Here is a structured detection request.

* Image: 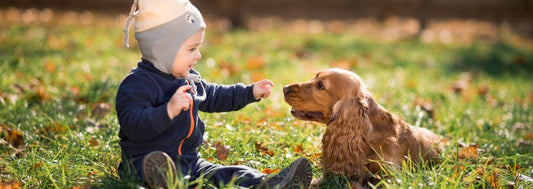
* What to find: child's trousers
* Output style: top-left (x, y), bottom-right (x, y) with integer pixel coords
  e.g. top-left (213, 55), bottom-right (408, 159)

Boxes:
top-left (119, 152), bottom-right (266, 188)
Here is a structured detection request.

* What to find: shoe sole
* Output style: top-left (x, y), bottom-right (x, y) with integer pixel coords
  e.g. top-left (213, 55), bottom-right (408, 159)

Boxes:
top-left (142, 151), bottom-right (177, 189)
top-left (279, 157), bottom-right (313, 189)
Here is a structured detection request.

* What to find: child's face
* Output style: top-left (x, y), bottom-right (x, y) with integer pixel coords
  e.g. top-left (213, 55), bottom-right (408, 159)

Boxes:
top-left (171, 29), bottom-right (205, 78)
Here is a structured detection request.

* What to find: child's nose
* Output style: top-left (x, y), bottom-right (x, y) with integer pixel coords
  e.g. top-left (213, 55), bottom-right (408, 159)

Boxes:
top-left (194, 51), bottom-right (201, 60)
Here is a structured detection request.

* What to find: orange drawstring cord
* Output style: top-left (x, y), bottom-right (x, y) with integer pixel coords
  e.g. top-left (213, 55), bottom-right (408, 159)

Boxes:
top-left (178, 82), bottom-right (194, 156)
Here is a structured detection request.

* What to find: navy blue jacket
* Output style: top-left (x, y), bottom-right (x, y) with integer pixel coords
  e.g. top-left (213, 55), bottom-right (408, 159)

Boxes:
top-left (116, 60), bottom-right (259, 164)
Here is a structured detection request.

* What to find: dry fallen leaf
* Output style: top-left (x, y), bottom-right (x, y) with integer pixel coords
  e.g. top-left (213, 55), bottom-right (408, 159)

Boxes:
top-left (87, 170), bottom-right (98, 178)
top-left (13, 83), bottom-right (26, 93)
top-left (488, 169), bottom-right (500, 188)
top-left (91, 102), bottom-right (111, 120)
top-left (453, 164), bottom-right (465, 176)
top-left (458, 143), bottom-right (479, 159)
top-left (0, 179), bottom-right (21, 189)
top-left (262, 167), bottom-right (280, 174)
top-left (524, 133), bottom-right (533, 141)
top-left (263, 107), bottom-right (283, 117)
top-left (477, 82), bottom-right (489, 97)
top-left (414, 98), bottom-right (436, 120)
top-left (452, 80), bottom-right (468, 94)
top-left (0, 125), bottom-right (25, 158)
top-left (47, 35), bottom-right (63, 49)
top-left (25, 86), bottom-right (49, 103)
top-left (28, 161), bottom-right (43, 171)
top-left (88, 137), bottom-right (99, 147)
top-left (214, 141), bottom-right (230, 161)
top-left (406, 79), bottom-right (417, 89)
top-left (231, 159), bottom-right (244, 165)
top-left (295, 49), bottom-right (311, 59)
top-left (5, 128), bottom-right (24, 149)
top-left (38, 123), bottom-right (68, 136)
top-left (255, 142), bottom-right (274, 156)
top-left (250, 72), bottom-right (266, 83)
top-left (70, 182), bottom-right (91, 189)
top-left (84, 73), bottom-right (93, 82)
top-left (292, 144), bottom-right (304, 155)
top-left (68, 86), bottom-right (80, 96)
top-left (246, 56), bottom-right (265, 70)
top-left (501, 163), bottom-right (521, 171)
top-left (235, 115), bottom-right (251, 126)
top-left (44, 61), bottom-right (56, 73)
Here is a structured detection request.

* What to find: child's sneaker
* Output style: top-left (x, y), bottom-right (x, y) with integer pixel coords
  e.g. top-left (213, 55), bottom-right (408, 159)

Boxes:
top-left (259, 157), bottom-right (313, 189)
top-left (142, 151), bottom-right (177, 189)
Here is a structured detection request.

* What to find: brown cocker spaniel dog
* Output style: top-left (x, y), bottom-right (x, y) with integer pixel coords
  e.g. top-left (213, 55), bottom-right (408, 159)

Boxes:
top-left (283, 68), bottom-right (442, 183)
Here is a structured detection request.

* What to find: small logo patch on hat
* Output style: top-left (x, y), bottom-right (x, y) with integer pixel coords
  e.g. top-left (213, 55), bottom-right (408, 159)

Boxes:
top-left (186, 14), bottom-right (195, 24)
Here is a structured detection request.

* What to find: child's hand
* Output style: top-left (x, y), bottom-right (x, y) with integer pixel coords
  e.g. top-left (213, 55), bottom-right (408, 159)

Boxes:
top-left (253, 79), bottom-right (274, 100)
top-left (167, 85), bottom-right (193, 119)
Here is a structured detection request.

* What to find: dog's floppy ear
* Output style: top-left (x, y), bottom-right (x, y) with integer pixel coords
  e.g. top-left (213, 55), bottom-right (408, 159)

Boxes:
top-left (331, 97), bottom-right (369, 127)
top-left (325, 97), bottom-right (372, 180)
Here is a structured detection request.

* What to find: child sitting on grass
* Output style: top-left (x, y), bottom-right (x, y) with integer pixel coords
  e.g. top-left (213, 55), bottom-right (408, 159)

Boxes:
top-left (116, 0), bottom-right (312, 188)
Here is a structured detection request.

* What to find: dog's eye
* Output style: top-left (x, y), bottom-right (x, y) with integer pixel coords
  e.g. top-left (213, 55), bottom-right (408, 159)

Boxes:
top-left (317, 81), bottom-right (325, 90)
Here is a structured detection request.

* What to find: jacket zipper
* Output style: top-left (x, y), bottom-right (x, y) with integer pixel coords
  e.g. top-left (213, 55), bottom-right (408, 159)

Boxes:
top-left (178, 82), bottom-right (195, 156)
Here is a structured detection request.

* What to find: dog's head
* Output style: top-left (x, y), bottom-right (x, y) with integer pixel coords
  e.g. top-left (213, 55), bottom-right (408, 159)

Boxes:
top-left (283, 68), bottom-right (368, 124)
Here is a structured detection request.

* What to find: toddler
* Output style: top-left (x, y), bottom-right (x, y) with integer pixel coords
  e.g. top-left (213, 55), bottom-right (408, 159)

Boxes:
top-left (116, 0), bottom-right (312, 188)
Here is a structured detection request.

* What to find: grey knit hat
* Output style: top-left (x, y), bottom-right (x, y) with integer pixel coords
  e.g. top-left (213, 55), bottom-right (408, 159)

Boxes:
top-left (124, 0), bottom-right (206, 74)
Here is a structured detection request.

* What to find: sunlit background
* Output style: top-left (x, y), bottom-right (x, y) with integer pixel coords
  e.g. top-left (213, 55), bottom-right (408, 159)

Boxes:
top-left (1, 0), bottom-right (532, 188)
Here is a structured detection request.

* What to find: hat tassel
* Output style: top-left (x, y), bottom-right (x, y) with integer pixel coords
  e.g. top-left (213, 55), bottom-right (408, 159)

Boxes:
top-left (123, 0), bottom-right (139, 48)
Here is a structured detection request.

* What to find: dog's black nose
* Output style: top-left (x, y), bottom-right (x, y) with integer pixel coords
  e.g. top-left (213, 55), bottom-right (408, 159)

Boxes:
top-left (283, 86), bottom-right (290, 96)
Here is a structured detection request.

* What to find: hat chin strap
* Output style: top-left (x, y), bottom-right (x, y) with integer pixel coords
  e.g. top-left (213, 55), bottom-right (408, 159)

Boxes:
top-left (123, 0), bottom-right (139, 48)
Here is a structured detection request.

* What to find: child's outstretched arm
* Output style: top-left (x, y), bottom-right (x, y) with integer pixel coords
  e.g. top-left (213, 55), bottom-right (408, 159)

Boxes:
top-left (195, 75), bottom-right (274, 112)
top-left (253, 79), bottom-right (274, 100)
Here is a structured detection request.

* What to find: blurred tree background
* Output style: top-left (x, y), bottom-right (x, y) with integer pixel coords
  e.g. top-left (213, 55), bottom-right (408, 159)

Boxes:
top-left (2, 0), bottom-right (533, 37)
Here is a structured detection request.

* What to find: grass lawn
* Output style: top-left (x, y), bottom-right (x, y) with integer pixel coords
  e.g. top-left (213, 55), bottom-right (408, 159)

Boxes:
top-left (1, 9), bottom-right (532, 188)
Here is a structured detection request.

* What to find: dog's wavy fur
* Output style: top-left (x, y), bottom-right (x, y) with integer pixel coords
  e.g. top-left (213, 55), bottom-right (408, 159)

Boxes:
top-left (283, 68), bottom-right (442, 183)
